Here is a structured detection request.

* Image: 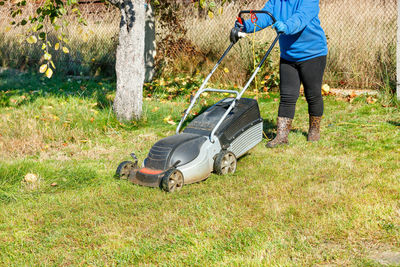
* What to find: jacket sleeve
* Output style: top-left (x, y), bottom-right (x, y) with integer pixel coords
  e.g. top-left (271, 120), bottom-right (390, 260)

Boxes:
top-left (244, 0), bottom-right (275, 33)
top-left (284, 0), bottom-right (320, 35)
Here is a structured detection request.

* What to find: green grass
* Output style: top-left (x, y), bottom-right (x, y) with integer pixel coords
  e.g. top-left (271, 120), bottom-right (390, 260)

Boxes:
top-left (0, 73), bottom-right (399, 266)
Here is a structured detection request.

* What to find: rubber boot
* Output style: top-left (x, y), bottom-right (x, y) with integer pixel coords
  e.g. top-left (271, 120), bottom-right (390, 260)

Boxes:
top-left (266, 117), bottom-right (293, 148)
top-left (308, 115), bottom-right (322, 142)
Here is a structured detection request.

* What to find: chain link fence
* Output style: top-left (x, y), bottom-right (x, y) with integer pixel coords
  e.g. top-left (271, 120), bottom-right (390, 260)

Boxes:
top-left (0, 0), bottom-right (397, 89)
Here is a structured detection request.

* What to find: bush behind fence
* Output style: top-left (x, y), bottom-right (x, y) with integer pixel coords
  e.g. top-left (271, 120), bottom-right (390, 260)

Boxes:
top-left (0, 0), bottom-right (396, 91)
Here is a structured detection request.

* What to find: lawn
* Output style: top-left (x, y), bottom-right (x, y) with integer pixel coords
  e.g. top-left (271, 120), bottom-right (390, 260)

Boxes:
top-left (0, 71), bottom-right (399, 266)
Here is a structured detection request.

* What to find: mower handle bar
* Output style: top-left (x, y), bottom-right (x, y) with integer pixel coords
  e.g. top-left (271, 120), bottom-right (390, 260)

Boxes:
top-left (176, 11), bottom-right (281, 142)
top-left (238, 10), bottom-right (277, 24)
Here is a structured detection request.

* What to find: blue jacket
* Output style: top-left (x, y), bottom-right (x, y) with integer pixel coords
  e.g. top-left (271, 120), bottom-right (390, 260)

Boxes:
top-left (243, 0), bottom-right (328, 62)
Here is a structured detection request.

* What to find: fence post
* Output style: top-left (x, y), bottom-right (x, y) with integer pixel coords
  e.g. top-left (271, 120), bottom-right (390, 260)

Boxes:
top-left (397, 0), bottom-right (400, 100)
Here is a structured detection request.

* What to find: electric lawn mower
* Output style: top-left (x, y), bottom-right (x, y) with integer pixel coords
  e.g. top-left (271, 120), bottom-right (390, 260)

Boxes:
top-left (116, 10), bottom-right (281, 192)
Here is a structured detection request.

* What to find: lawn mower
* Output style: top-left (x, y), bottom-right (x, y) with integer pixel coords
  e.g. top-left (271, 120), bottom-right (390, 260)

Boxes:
top-left (116, 11), bottom-right (281, 192)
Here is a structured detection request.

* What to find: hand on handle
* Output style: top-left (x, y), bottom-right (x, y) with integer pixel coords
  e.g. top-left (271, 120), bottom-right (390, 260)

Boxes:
top-left (234, 17), bottom-right (246, 32)
top-left (272, 21), bottom-right (288, 34)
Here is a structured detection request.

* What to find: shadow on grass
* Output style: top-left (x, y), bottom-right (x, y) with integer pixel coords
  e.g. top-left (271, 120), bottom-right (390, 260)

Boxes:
top-left (0, 70), bottom-right (113, 109)
top-left (388, 121), bottom-right (400, 127)
top-left (0, 161), bottom-right (99, 204)
top-left (263, 118), bottom-right (276, 139)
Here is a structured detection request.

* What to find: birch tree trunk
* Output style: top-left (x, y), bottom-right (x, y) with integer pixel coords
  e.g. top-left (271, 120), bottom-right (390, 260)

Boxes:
top-left (109, 0), bottom-right (146, 121)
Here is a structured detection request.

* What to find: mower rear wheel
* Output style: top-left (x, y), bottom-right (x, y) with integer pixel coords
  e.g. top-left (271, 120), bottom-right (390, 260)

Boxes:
top-left (116, 161), bottom-right (135, 180)
top-left (161, 169), bottom-right (184, 192)
top-left (214, 151), bottom-right (237, 175)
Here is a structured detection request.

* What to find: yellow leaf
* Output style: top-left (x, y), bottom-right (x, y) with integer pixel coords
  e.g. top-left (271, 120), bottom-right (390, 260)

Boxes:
top-left (62, 47), bottom-right (69, 54)
top-left (208, 11), bottom-right (214, 19)
top-left (218, 7), bottom-right (223, 15)
top-left (45, 68), bottom-right (53, 79)
top-left (163, 115), bottom-right (171, 122)
top-left (50, 60), bottom-right (56, 69)
top-left (224, 68), bottom-right (229, 73)
top-left (39, 64), bottom-right (47, 73)
top-left (44, 52), bottom-right (52, 60)
top-left (321, 84), bottom-right (330, 94)
top-left (54, 43), bottom-right (60, 51)
top-left (163, 115), bottom-right (176, 125)
top-left (5, 26), bottom-right (11, 33)
top-left (26, 35), bottom-right (37, 44)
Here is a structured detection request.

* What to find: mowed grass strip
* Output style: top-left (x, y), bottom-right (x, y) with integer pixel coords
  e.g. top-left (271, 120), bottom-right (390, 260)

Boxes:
top-left (0, 74), bottom-right (399, 266)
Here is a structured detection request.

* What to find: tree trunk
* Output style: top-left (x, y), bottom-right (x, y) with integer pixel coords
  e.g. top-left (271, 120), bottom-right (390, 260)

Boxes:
top-left (111, 0), bottom-right (146, 121)
top-left (144, 3), bottom-right (156, 83)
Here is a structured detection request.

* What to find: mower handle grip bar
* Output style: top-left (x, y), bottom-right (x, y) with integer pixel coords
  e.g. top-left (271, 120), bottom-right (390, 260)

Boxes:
top-left (176, 11), bottom-right (281, 142)
top-left (238, 10), bottom-right (277, 24)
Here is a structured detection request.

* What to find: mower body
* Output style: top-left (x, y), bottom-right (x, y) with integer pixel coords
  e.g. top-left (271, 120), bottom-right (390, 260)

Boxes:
top-left (129, 98), bottom-right (263, 188)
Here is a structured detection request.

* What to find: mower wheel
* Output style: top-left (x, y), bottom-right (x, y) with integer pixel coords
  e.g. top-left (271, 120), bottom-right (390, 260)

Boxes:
top-left (161, 169), bottom-right (184, 192)
top-left (116, 161), bottom-right (135, 180)
top-left (214, 151), bottom-right (237, 175)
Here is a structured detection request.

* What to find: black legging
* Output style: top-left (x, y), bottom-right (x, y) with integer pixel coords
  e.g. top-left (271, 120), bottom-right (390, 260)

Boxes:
top-left (278, 56), bottom-right (327, 119)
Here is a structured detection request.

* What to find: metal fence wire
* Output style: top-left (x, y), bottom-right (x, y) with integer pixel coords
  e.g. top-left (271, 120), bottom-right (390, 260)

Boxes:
top-left (0, 0), bottom-right (397, 89)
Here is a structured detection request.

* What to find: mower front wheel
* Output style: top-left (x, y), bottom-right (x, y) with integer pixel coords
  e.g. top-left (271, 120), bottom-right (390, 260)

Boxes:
top-left (214, 151), bottom-right (237, 175)
top-left (161, 169), bottom-right (184, 193)
top-left (116, 161), bottom-right (136, 180)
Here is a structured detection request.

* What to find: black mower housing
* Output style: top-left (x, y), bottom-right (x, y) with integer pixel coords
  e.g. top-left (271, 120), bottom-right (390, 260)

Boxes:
top-left (143, 98), bottom-right (262, 170)
top-left (184, 98), bottom-right (262, 149)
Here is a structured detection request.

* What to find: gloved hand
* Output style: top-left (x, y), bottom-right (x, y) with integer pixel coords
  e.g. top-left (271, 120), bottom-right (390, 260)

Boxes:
top-left (272, 21), bottom-right (288, 34)
top-left (234, 19), bottom-right (246, 32)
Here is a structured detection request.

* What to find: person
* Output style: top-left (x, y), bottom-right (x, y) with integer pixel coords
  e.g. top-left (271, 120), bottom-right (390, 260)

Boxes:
top-left (235, 0), bottom-right (328, 147)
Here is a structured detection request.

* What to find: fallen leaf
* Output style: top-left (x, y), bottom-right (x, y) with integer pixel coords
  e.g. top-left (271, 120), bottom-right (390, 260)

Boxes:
top-left (24, 173), bottom-right (38, 183)
top-left (163, 115), bottom-right (176, 125)
top-left (366, 96), bottom-right (377, 104)
top-left (51, 182), bottom-right (58, 187)
top-left (322, 84), bottom-right (330, 95)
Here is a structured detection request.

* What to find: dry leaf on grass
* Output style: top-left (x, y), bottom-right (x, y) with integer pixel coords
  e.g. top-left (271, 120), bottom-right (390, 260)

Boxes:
top-left (163, 115), bottom-right (176, 125)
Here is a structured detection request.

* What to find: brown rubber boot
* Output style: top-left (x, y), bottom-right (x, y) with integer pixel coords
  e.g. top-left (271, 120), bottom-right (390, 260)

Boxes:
top-left (308, 115), bottom-right (322, 142)
top-left (266, 117), bottom-right (293, 148)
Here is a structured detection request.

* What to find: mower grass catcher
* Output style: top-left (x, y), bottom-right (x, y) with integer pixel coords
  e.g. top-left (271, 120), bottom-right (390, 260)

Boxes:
top-left (116, 10), bottom-right (281, 192)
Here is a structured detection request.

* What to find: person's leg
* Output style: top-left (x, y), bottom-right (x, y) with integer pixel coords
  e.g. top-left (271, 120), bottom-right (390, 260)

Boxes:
top-left (278, 58), bottom-right (301, 119)
top-left (298, 56), bottom-right (327, 141)
top-left (267, 58), bottom-right (301, 148)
